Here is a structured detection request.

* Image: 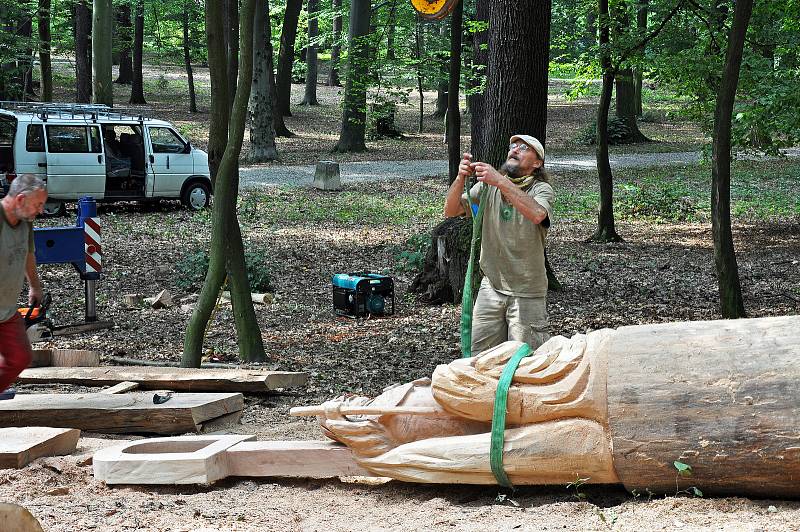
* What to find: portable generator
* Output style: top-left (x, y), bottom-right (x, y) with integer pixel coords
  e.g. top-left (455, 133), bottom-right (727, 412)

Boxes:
top-left (332, 272), bottom-right (395, 318)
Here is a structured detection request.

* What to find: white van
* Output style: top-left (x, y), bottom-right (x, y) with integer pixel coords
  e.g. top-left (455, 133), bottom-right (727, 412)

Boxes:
top-left (0, 102), bottom-right (212, 215)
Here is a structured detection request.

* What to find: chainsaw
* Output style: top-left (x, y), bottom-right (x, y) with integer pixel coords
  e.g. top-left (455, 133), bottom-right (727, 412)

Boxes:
top-left (19, 293), bottom-right (113, 343)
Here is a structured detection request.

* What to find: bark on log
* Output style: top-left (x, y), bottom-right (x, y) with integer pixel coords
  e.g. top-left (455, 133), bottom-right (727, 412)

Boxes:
top-left (409, 217), bottom-right (472, 304)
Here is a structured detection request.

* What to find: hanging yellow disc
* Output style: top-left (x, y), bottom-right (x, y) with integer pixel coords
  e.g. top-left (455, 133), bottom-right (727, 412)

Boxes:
top-left (410, 0), bottom-right (459, 20)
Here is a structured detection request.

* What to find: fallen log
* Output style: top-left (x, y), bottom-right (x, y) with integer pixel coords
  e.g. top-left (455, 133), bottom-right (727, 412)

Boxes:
top-left (18, 366), bottom-right (307, 393)
top-left (0, 392), bottom-right (244, 435)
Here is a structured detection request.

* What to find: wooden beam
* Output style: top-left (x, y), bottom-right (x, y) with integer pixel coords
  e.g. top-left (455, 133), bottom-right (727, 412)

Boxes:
top-left (18, 366), bottom-right (307, 393)
top-left (93, 437), bottom-right (374, 485)
top-left (0, 427), bottom-right (80, 468)
top-left (0, 393), bottom-right (244, 435)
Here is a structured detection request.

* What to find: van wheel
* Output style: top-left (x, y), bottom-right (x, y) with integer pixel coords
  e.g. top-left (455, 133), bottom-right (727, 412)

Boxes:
top-left (181, 181), bottom-right (210, 211)
top-left (42, 200), bottom-right (66, 217)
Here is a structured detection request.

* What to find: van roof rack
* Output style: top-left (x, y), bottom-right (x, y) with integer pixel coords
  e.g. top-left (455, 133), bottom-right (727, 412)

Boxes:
top-left (0, 101), bottom-right (154, 122)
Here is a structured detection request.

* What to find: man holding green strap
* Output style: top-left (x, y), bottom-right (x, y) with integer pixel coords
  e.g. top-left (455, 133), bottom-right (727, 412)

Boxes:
top-left (444, 134), bottom-right (555, 355)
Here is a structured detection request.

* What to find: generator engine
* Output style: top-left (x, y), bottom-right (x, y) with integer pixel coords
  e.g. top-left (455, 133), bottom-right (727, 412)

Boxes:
top-left (332, 272), bottom-right (395, 318)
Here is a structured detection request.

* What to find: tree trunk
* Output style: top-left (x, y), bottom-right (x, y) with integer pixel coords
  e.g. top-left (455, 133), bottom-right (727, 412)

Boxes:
top-left (468, 0), bottom-right (488, 161)
top-left (205, 0), bottom-right (230, 183)
top-left (589, 0), bottom-right (623, 243)
top-left (114, 3), bottom-right (132, 84)
top-left (386, 0), bottom-right (397, 60)
top-left (249, 0), bottom-right (278, 161)
top-left (332, 0), bottom-right (371, 153)
top-left (301, 0), bottom-right (319, 105)
top-left (711, 0), bottom-right (751, 319)
top-left (92, 0), bottom-right (113, 106)
top-left (270, 29), bottom-right (294, 137)
top-left (224, 0), bottom-right (239, 112)
top-left (18, 13), bottom-right (35, 99)
top-left (415, 19), bottom-right (425, 133)
top-left (446, 0), bottom-right (462, 184)
top-left (409, 217), bottom-right (473, 304)
top-left (75, 0), bottom-right (92, 103)
top-left (276, 0), bottom-right (302, 116)
top-left (432, 22), bottom-right (448, 119)
top-left (183, 0), bottom-right (267, 367)
top-left (38, 0), bottom-right (52, 101)
top-left (327, 0), bottom-right (342, 86)
top-left (129, 0), bottom-right (146, 104)
top-left (481, 0), bottom-right (550, 168)
top-left (183, 0), bottom-right (197, 112)
top-left (633, 0), bottom-right (649, 116)
top-left (615, 67), bottom-right (648, 142)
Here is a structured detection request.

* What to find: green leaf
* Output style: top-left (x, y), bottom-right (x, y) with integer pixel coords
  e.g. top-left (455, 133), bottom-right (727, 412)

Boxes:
top-left (673, 461), bottom-right (693, 476)
top-left (691, 487), bottom-right (704, 497)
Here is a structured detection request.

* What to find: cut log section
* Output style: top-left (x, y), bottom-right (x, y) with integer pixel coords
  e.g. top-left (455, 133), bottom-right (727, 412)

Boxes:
top-left (0, 393), bottom-right (244, 435)
top-left (18, 366), bottom-right (307, 393)
top-left (94, 436), bottom-right (373, 484)
top-left (0, 427), bottom-right (81, 468)
top-left (26, 349), bottom-right (100, 368)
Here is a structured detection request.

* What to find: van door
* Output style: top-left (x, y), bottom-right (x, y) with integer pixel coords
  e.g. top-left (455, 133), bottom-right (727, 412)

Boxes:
top-left (45, 124), bottom-right (105, 199)
top-left (146, 126), bottom-right (193, 197)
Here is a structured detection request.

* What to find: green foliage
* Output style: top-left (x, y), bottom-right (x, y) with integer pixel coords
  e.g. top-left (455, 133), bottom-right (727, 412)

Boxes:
top-left (615, 178), bottom-right (697, 222)
top-left (566, 473), bottom-right (590, 500)
top-left (392, 233), bottom-right (431, 274)
top-left (577, 117), bottom-right (632, 145)
top-left (175, 248), bottom-right (275, 293)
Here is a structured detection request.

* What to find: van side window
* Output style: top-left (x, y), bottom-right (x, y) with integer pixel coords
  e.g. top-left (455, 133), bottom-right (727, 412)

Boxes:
top-left (46, 125), bottom-right (103, 153)
top-left (149, 127), bottom-right (186, 154)
top-left (26, 125), bottom-right (45, 152)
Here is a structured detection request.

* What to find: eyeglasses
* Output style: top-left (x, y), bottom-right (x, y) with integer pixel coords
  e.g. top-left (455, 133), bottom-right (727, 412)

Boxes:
top-left (509, 142), bottom-right (530, 152)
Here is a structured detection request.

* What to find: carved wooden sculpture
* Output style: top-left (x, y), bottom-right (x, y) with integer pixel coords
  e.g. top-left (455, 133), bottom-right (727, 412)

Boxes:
top-left (299, 316), bottom-right (800, 497)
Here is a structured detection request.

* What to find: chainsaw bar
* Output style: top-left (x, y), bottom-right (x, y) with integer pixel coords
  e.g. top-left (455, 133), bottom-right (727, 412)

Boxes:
top-left (52, 320), bottom-right (114, 336)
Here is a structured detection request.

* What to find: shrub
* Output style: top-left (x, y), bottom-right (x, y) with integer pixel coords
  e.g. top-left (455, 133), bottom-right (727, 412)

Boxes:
top-left (615, 179), bottom-right (697, 221)
top-left (577, 117), bottom-right (632, 145)
top-left (175, 248), bottom-right (275, 293)
top-left (393, 233), bottom-right (431, 274)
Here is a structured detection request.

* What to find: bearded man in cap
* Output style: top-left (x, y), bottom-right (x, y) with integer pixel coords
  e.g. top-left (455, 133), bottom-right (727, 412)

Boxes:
top-left (443, 135), bottom-right (555, 354)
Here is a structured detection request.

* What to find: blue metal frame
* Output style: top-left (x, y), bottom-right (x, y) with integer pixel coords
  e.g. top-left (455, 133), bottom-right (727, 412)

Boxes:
top-left (34, 196), bottom-right (100, 281)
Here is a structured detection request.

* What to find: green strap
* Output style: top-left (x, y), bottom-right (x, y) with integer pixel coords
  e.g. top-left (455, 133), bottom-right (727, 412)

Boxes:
top-left (460, 185), bottom-right (487, 358)
top-left (490, 343), bottom-right (532, 489)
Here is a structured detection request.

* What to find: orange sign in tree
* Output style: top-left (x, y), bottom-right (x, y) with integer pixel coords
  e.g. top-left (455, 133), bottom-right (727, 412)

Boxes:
top-left (410, 0), bottom-right (459, 20)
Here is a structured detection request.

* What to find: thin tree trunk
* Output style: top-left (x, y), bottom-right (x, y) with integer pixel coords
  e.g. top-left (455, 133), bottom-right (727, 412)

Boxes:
top-left (386, 0), bottom-right (397, 60)
top-left (183, 0), bottom-right (267, 366)
top-left (633, 0), bottom-right (649, 116)
top-left (301, 0), bottom-right (319, 105)
top-left (327, 0), bottom-right (341, 86)
top-left (249, 0), bottom-right (278, 161)
top-left (332, 0), bottom-right (371, 153)
top-left (415, 19), bottom-right (424, 133)
top-left (129, 0), bottom-right (146, 104)
top-left (183, 0), bottom-right (197, 112)
top-left (711, 0), bottom-right (752, 319)
top-left (19, 13), bottom-right (35, 99)
top-left (589, 0), bottom-right (623, 243)
top-left (276, 0), bottom-right (302, 116)
top-left (75, 0), bottom-right (92, 102)
top-left (205, 0), bottom-right (229, 183)
top-left (114, 3), bottom-right (133, 84)
top-left (224, 0), bottom-right (239, 112)
top-left (38, 0), bottom-right (52, 101)
top-left (468, 0), bottom-right (488, 160)
top-left (432, 21), bottom-right (448, 119)
top-left (446, 0), bottom-right (462, 184)
top-left (270, 31), bottom-right (294, 137)
top-left (92, 0), bottom-right (113, 105)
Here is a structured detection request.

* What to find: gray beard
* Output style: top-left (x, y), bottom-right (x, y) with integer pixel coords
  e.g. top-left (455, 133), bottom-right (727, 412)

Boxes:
top-left (500, 160), bottom-right (522, 179)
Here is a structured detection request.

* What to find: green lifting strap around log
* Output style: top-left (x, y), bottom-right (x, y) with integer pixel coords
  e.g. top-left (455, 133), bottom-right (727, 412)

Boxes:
top-left (460, 184), bottom-right (487, 358)
top-left (489, 342), bottom-right (532, 489)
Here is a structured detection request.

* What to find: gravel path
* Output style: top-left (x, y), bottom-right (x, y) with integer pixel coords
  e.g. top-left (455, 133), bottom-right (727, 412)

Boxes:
top-left (239, 148), bottom-right (799, 189)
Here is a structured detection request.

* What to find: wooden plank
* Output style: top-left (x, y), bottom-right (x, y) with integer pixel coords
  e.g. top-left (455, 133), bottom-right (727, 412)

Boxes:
top-left (50, 349), bottom-right (100, 367)
top-left (28, 350), bottom-right (51, 368)
top-left (0, 393), bottom-right (244, 435)
top-left (0, 427), bottom-right (81, 468)
top-left (226, 441), bottom-right (374, 478)
top-left (100, 381), bottom-right (139, 394)
top-left (18, 366), bottom-right (307, 393)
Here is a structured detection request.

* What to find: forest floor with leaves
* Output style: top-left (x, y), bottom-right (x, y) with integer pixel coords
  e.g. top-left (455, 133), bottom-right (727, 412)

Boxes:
top-left (4, 70), bottom-right (800, 531)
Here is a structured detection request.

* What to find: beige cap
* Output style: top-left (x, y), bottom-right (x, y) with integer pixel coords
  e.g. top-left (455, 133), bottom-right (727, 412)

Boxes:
top-left (510, 134), bottom-right (545, 161)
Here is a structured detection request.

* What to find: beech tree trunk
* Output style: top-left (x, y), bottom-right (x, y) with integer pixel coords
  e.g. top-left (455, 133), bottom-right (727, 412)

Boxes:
top-left (468, 0), bottom-right (488, 161)
top-left (114, 3), bottom-right (132, 84)
top-left (204, 0), bottom-right (229, 183)
top-left (183, 0), bottom-right (197, 112)
top-left (129, 0), bottom-right (146, 104)
top-left (615, 67), bottom-right (648, 142)
top-left (74, 0), bottom-right (92, 102)
top-left (446, 0), bottom-right (462, 184)
top-left (432, 22), bottom-right (448, 119)
top-left (633, 0), bottom-right (649, 116)
top-left (301, 0), bottom-right (319, 105)
top-left (249, 0), bottom-right (278, 161)
top-left (276, 0), bottom-right (302, 116)
top-left (711, 0), bottom-right (751, 319)
top-left (38, 0), bottom-right (52, 101)
top-left (183, 0), bottom-right (267, 367)
top-left (327, 0), bottom-right (342, 86)
top-left (589, 0), bottom-right (623, 243)
top-left (224, 0), bottom-right (238, 111)
top-left (92, 0), bottom-right (113, 106)
top-left (332, 0), bottom-right (371, 153)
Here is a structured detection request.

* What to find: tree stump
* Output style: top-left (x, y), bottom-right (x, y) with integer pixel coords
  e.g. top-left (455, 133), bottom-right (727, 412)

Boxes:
top-left (369, 102), bottom-right (403, 139)
top-left (312, 161), bottom-right (341, 191)
top-left (409, 217), bottom-right (474, 304)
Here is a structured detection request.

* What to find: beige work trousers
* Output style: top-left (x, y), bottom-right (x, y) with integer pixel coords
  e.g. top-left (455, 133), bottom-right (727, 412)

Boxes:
top-left (471, 277), bottom-right (550, 356)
